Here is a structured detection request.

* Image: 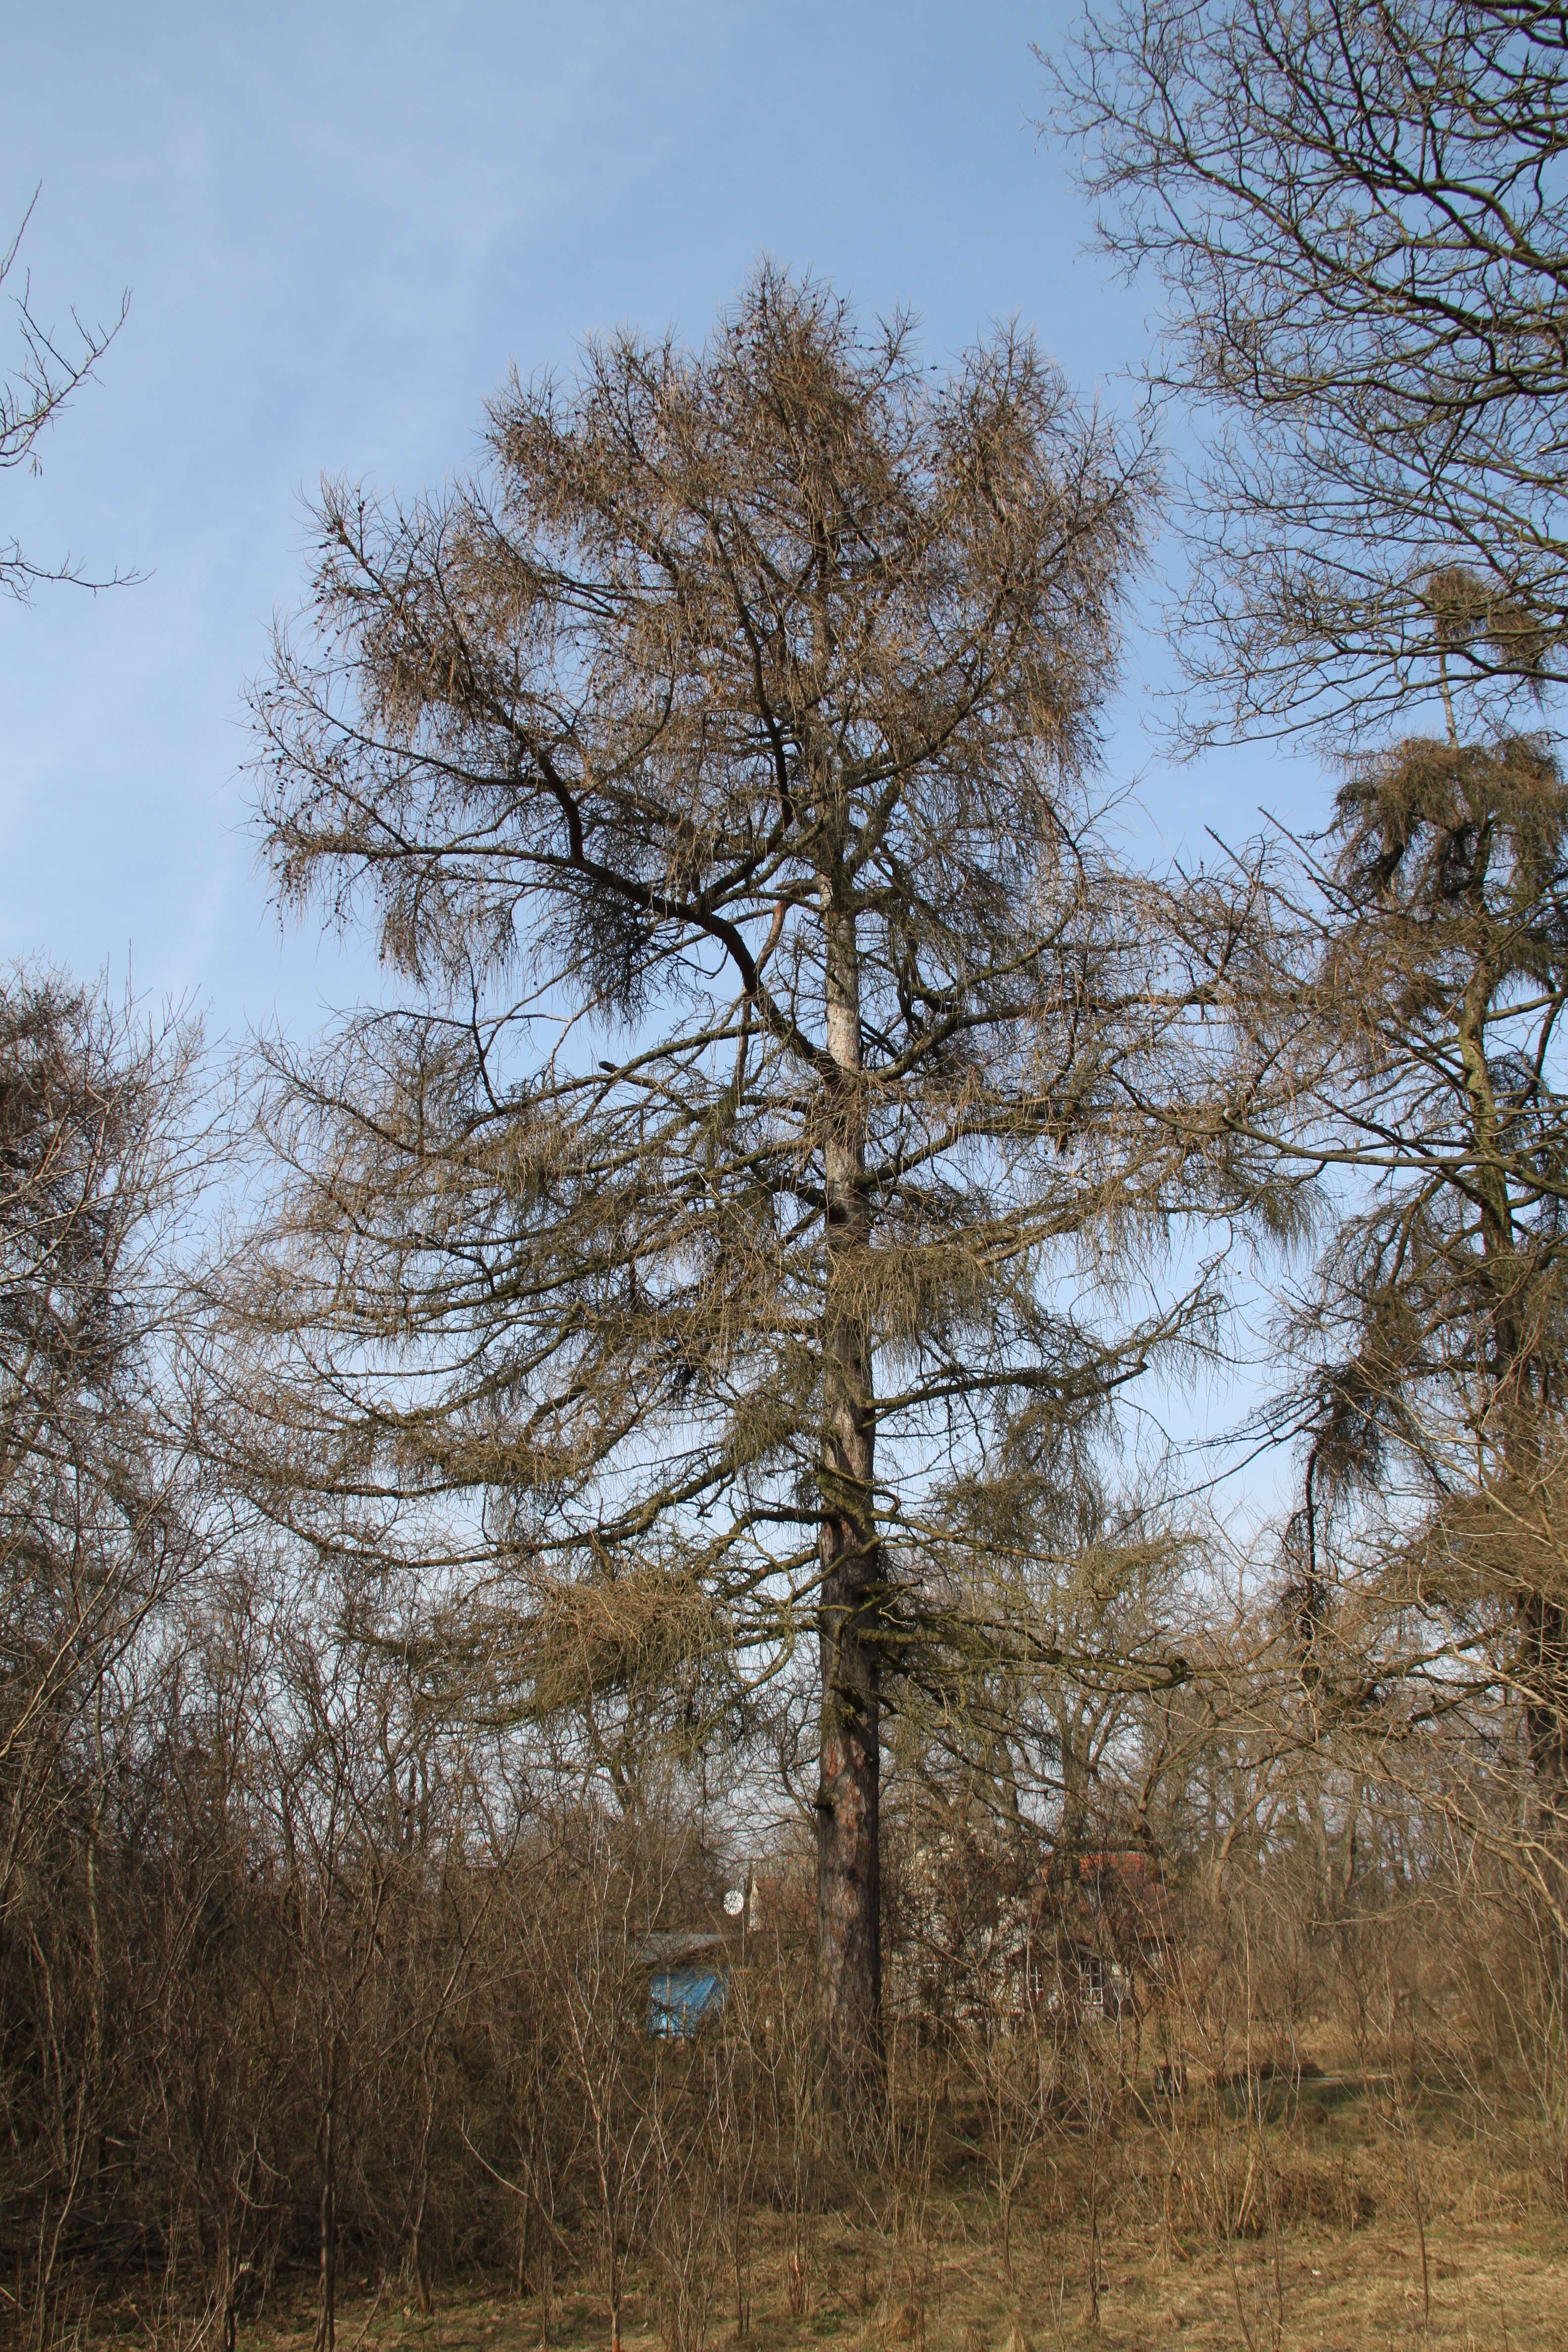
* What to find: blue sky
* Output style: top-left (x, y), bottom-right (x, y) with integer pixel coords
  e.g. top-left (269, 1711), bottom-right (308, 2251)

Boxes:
top-left (0, 0), bottom-right (1283, 1042)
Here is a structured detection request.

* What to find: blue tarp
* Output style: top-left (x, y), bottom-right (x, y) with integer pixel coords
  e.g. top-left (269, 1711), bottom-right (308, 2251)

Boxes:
top-left (649, 1967), bottom-right (728, 2038)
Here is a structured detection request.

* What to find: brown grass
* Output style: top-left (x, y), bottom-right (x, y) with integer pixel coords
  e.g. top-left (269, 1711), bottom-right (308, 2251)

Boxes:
top-left (79, 2078), bottom-right (1568, 2352)
top-left (92, 2213), bottom-right (1568, 2352)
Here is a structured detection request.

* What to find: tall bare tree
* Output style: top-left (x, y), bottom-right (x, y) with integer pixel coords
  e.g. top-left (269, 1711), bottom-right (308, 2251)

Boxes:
top-left (0, 972), bottom-right (202, 1890)
top-left (0, 971), bottom-right (210, 2334)
top-left (1052, 0), bottom-right (1568, 745)
top-left (1052, 0), bottom-right (1568, 1848)
top-left (1162, 731), bottom-right (1568, 1838)
top-left (242, 270), bottom-right (1188, 2104)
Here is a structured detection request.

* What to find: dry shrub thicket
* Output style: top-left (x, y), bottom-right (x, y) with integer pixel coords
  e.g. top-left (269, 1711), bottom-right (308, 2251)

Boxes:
top-left (4, 1122), bottom-right (1566, 2352)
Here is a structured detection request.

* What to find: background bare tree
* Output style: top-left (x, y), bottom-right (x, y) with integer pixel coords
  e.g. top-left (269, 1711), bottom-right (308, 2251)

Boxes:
top-left (1154, 727), bottom-right (1568, 1894)
top-left (1052, 0), bottom-right (1568, 744)
top-left (1049, 0), bottom-right (1568, 1884)
top-left (0, 970), bottom-right (207, 2341)
top-left (0, 971), bottom-right (204, 1905)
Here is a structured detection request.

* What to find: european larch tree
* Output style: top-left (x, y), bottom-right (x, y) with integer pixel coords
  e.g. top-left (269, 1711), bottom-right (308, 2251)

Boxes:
top-left (243, 272), bottom-right (1185, 2101)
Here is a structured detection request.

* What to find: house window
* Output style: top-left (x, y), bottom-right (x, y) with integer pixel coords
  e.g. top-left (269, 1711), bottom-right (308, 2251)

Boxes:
top-left (648, 1968), bottom-right (727, 2038)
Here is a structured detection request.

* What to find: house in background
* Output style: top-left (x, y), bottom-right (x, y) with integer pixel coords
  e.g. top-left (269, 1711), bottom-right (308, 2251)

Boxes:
top-left (895, 1833), bottom-right (1177, 2027)
top-left (1023, 1849), bottom-right (1175, 2019)
top-left (633, 1850), bottom-right (1176, 2036)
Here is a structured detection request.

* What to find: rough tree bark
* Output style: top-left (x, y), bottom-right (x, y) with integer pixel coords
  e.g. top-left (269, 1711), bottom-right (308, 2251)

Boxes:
top-left (815, 893), bottom-right (882, 2091)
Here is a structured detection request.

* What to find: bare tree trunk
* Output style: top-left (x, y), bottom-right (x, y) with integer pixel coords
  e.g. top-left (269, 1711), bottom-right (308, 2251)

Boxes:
top-left (315, 2075), bottom-right (337, 2352)
top-left (815, 898), bottom-right (882, 2103)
